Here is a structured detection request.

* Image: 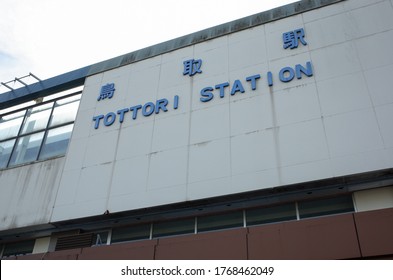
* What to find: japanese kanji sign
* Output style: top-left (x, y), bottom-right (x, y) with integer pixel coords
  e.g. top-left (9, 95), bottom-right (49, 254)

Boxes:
top-left (283, 28), bottom-right (307, 49)
top-left (183, 59), bottom-right (203, 76)
top-left (98, 83), bottom-right (115, 101)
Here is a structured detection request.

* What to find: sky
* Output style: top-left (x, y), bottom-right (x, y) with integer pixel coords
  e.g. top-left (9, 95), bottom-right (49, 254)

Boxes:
top-left (0, 0), bottom-right (297, 93)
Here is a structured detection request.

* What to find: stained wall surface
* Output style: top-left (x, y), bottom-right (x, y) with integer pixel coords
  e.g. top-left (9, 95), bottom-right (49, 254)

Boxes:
top-left (0, 158), bottom-right (65, 231)
top-left (51, 0), bottom-right (393, 222)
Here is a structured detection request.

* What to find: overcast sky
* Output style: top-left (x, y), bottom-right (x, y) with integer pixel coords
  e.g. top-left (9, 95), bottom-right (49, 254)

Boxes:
top-left (0, 0), bottom-right (296, 93)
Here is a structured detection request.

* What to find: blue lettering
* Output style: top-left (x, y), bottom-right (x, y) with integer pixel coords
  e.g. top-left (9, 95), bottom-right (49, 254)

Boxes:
top-left (155, 98), bottom-right (168, 114)
top-left (295, 61), bottom-right (313, 79)
top-left (267, 71), bottom-right (273, 87)
top-left (173, 95), bottom-right (179, 109)
top-left (230, 79), bottom-right (245, 95)
top-left (92, 115), bottom-right (104, 129)
top-left (117, 108), bottom-right (129, 123)
top-left (142, 102), bottom-right (155, 116)
top-left (104, 112), bottom-right (116, 126)
top-left (246, 74), bottom-right (261, 90)
top-left (279, 67), bottom-right (295, 82)
top-left (215, 82), bottom-right (229, 98)
top-left (130, 105), bottom-right (142, 119)
top-left (200, 87), bottom-right (214, 102)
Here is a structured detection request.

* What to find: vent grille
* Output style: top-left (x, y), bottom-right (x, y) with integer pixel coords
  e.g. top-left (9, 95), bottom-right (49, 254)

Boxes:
top-left (55, 233), bottom-right (94, 251)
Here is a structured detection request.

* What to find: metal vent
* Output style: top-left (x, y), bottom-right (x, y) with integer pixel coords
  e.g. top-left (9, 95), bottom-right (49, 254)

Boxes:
top-left (55, 233), bottom-right (94, 251)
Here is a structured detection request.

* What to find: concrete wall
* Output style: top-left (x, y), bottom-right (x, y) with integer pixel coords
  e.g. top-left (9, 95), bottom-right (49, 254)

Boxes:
top-left (0, 158), bottom-right (65, 231)
top-left (51, 0), bottom-right (393, 222)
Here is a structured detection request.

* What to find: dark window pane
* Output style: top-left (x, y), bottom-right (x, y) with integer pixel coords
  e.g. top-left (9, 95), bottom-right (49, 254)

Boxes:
top-left (39, 124), bottom-right (73, 160)
top-left (21, 103), bottom-right (53, 134)
top-left (152, 218), bottom-right (195, 238)
top-left (111, 224), bottom-right (151, 243)
top-left (198, 211), bottom-right (243, 233)
top-left (0, 110), bottom-right (25, 141)
top-left (298, 195), bottom-right (354, 219)
top-left (2, 240), bottom-right (35, 257)
top-left (246, 204), bottom-right (297, 226)
top-left (8, 132), bottom-right (45, 166)
top-left (0, 139), bottom-right (15, 168)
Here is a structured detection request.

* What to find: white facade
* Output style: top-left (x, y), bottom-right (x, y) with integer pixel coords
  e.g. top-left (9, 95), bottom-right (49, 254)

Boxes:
top-left (1, 0), bottom-right (393, 231)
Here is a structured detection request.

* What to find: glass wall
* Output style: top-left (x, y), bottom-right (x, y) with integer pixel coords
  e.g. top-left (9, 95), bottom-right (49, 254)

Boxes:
top-left (0, 92), bottom-right (81, 169)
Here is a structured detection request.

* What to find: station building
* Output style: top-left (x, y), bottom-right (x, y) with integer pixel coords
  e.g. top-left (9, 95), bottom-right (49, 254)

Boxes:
top-left (1, 0), bottom-right (393, 259)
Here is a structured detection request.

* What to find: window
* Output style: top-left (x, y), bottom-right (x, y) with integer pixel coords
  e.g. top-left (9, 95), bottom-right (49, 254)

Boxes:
top-left (298, 195), bottom-right (354, 219)
top-left (50, 95), bottom-right (80, 127)
top-left (197, 211), bottom-right (243, 233)
top-left (111, 224), bottom-right (151, 243)
top-left (20, 103), bottom-right (53, 135)
top-left (1, 240), bottom-right (35, 258)
top-left (0, 91), bottom-right (81, 169)
top-left (0, 111), bottom-right (25, 140)
top-left (152, 218), bottom-right (195, 238)
top-left (9, 132), bottom-right (45, 166)
top-left (39, 124), bottom-right (74, 160)
top-left (246, 203), bottom-right (297, 226)
top-left (0, 139), bottom-right (15, 168)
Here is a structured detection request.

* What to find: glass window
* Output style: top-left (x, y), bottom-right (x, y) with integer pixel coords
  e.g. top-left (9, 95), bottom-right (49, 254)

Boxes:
top-left (197, 211), bottom-right (243, 233)
top-left (39, 124), bottom-right (74, 160)
top-left (8, 132), bottom-right (45, 167)
top-left (0, 90), bottom-right (81, 169)
top-left (298, 195), bottom-right (354, 219)
top-left (246, 204), bottom-right (297, 226)
top-left (152, 218), bottom-right (195, 238)
top-left (1, 240), bottom-right (35, 258)
top-left (0, 139), bottom-right (16, 169)
top-left (21, 103), bottom-right (53, 134)
top-left (50, 96), bottom-right (80, 127)
top-left (111, 224), bottom-right (151, 243)
top-left (0, 110), bottom-right (25, 141)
